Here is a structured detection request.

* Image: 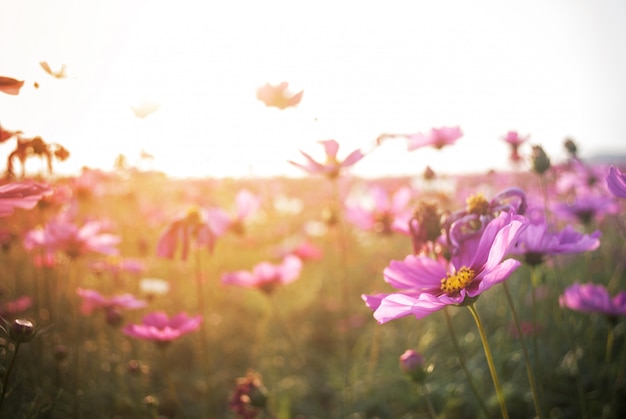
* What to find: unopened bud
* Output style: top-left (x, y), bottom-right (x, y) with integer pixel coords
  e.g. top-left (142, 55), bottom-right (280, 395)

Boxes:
top-left (399, 349), bottom-right (427, 383)
top-left (9, 319), bottom-right (37, 343)
top-left (531, 145), bottom-right (551, 175)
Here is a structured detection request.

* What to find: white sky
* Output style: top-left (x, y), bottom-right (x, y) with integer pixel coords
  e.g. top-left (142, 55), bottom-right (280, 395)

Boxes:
top-left (1, 0), bottom-right (625, 178)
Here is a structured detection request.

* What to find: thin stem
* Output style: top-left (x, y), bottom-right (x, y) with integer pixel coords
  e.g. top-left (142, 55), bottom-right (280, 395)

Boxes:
top-left (467, 303), bottom-right (509, 419)
top-left (0, 342), bottom-right (21, 415)
top-left (267, 294), bottom-right (305, 367)
top-left (443, 307), bottom-right (490, 418)
top-left (605, 325), bottom-right (614, 365)
top-left (418, 383), bottom-right (437, 419)
top-left (502, 282), bottom-right (544, 419)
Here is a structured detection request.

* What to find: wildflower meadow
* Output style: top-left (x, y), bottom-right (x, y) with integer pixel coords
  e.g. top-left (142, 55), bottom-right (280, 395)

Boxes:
top-left (1, 79), bottom-right (626, 419)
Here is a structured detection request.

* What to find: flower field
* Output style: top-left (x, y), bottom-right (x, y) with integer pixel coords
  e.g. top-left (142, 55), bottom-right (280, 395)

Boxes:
top-left (2, 74), bottom-right (626, 419)
top-left (0, 128), bottom-right (625, 419)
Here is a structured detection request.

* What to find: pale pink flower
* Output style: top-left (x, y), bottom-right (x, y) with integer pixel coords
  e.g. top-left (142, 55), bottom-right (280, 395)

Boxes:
top-left (24, 213), bottom-right (120, 259)
top-left (345, 185), bottom-right (413, 235)
top-left (288, 139), bottom-right (365, 179)
top-left (256, 81), bottom-right (303, 110)
top-left (122, 311), bottom-right (202, 344)
top-left (0, 181), bottom-right (53, 217)
top-left (406, 126), bottom-right (463, 151)
top-left (76, 288), bottom-right (146, 325)
top-left (222, 255), bottom-right (303, 294)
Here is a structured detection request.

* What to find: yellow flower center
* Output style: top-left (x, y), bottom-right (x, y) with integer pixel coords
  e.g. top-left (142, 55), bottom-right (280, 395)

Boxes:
top-left (466, 193), bottom-right (490, 215)
top-left (440, 267), bottom-right (476, 296)
top-left (185, 206), bottom-right (202, 226)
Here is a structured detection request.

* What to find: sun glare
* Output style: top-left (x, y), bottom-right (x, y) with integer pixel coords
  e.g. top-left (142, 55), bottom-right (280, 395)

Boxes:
top-left (1, 0), bottom-right (625, 179)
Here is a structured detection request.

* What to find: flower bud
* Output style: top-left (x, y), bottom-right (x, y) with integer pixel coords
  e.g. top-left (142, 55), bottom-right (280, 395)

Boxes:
top-left (531, 145), bottom-right (551, 175)
top-left (9, 318), bottom-right (37, 343)
top-left (399, 349), bottom-right (427, 383)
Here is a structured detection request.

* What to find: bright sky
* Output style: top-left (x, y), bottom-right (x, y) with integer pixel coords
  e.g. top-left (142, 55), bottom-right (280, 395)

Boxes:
top-left (1, 0), bottom-right (625, 178)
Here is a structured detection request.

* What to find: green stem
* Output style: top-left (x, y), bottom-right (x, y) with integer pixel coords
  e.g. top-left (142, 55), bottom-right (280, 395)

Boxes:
top-left (0, 342), bottom-right (21, 415)
top-left (419, 383), bottom-right (437, 419)
top-left (502, 282), bottom-right (544, 419)
top-left (605, 326), bottom-right (614, 365)
top-left (467, 303), bottom-right (509, 419)
top-left (443, 307), bottom-right (490, 418)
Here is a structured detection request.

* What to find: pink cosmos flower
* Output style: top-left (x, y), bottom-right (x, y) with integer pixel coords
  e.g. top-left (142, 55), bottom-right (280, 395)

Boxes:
top-left (406, 126), bottom-right (463, 151)
top-left (281, 239), bottom-right (323, 261)
top-left (502, 131), bottom-right (529, 164)
top-left (0, 181), bottom-right (53, 217)
top-left (510, 212), bottom-right (601, 266)
top-left (206, 189), bottom-right (261, 236)
top-left (24, 213), bottom-right (120, 259)
top-left (345, 185), bottom-right (413, 235)
top-left (76, 288), bottom-right (146, 315)
top-left (288, 139), bottom-right (365, 179)
top-left (156, 206), bottom-right (220, 260)
top-left (256, 81), bottom-right (303, 110)
top-left (606, 165), bottom-right (626, 198)
top-left (222, 255), bottom-right (303, 294)
top-left (552, 191), bottom-right (618, 225)
top-left (559, 283), bottom-right (626, 317)
top-left (363, 211), bottom-right (527, 323)
top-left (0, 76), bottom-right (24, 95)
top-left (0, 296), bottom-right (32, 317)
top-left (122, 311), bottom-right (202, 344)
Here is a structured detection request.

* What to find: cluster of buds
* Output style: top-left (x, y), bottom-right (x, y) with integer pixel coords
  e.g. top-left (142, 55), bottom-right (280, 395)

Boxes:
top-left (229, 369), bottom-right (268, 419)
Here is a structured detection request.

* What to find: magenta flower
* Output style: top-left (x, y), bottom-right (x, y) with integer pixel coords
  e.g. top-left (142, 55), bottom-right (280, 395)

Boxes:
top-left (606, 165), bottom-right (626, 198)
top-left (222, 255), bottom-right (303, 294)
top-left (345, 185), bottom-right (413, 235)
top-left (122, 311), bottom-right (202, 345)
top-left (552, 191), bottom-right (618, 225)
top-left (363, 212), bottom-right (527, 323)
top-left (24, 213), bottom-right (120, 259)
top-left (256, 81), bottom-right (303, 110)
top-left (559, 283), bottom-right (626, 317)
top-left (77, 288), bottom-right (146, 326)
top-left (0, 296), bottom-right (32, 318)
top-left (0, 181), bottom-right (53, 217)
top-left (288, 139), bottom-right (365, 179)
top-left (510, 213), bottom-right (601, 266)
top-left (406, 126), bottom-right (463, 151)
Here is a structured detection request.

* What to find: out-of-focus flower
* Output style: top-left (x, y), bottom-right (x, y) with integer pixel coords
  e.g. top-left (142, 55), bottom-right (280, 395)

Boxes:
top-left (89, 256), bottom-right (146, 277)
top-left (407, 200), bottom-right (445, 255)
top-left (0, 181), bottom-right (53, 217)
top-left (24, 213), bottom-right (120, 259)
top-left (276, 239), bottom-right (323, 261)
top-left (345, 185), bottom-right (413, 235)
top-left (222, 255), bottom-right (303, 294)
top-left (288, 139), bottom-right (365, 179)
top-left (76, 288), bottom-right (146, 326)
top-left (552, 191), bottom-right (618, 226)
top-left (559, 283), bottom-right (626, 318)
top-left (0, 296), bottom-right (32, 318)
top-left (406, 126), bottom-right (463, 151)
top-left (229, 369), bottom-right (268, 419)
top-left (531, 145), bottom-right (551, 175)
top-left (256, 81), bottom-right (303, 110)
top-left (363, 212), bottom-right (527, 323)
top-left (508, 320), bottom-right (542, 339)
top-left (122, 311), bottom-right (202, 345)
top-left (502, 131), bottom-right (528, 164)
top-left (510, 212), bottom-right (601, 266)
top-left (207, 189), bottom-right (261, 236)
top-left (606, 166), bottom-right (626, 198)
top-left (0, 76), bottom-right (24, 95)
top-left (156, 206), bottom-right (220, 261)
top-left (564, 137), bottom-right (578, 158)
top-left (399, 349), bottom-right (427, 383)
